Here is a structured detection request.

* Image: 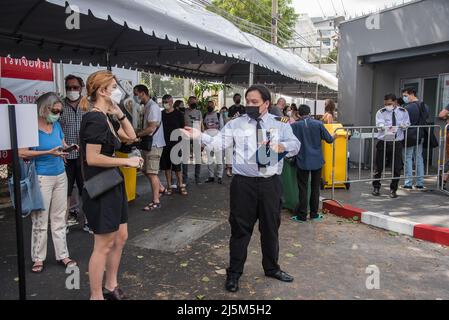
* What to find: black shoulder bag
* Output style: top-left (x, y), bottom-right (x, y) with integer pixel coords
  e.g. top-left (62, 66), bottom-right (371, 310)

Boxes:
top-left (80, 116), bottom-right (124, 199)
top-left (419, 102), bottom-right (439, 149)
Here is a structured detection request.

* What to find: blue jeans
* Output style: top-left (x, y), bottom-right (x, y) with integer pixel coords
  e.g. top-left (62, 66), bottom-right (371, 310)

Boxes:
top-left (404, 143), bottom-right (424, 187)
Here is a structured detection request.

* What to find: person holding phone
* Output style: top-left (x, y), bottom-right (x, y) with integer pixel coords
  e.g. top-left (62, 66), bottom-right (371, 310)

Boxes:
top-left (19, 92), bottom-right (77, 274)
top-left (79, 70), bottom-right (142, 300)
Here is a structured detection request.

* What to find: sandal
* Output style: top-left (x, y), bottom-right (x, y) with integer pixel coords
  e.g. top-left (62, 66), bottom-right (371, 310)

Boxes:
top-left (57, 258), bottom-right (77, 268)
top-left (311, 214), bottom-right (324, 222)
top-left (142, 202), bottom-right (161, 211)
top-left (291, 215), bottom-right (307, 223)
top-left (179, 186), bottom-right (188, 196)
top-left (163, 187), bottom-right (173, 195)
top-left (31, 262), bottom-right (44, 273)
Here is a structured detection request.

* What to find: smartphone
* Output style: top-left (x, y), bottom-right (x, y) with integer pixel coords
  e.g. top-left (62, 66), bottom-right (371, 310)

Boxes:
top-left (62, 145), bottom-right (78, 153)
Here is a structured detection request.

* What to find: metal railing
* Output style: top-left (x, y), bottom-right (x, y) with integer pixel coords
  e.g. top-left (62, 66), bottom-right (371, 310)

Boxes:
top-left (330, 124), bottom-right (444, 200)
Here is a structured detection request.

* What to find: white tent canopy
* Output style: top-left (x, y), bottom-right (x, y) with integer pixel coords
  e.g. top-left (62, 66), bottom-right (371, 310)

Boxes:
top-left (0, 0), bottom-right (337, 95)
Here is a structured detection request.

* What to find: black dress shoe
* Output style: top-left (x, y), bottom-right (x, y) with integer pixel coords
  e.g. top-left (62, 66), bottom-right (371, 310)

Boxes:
top-left (372, 188), bottom-right (380, 196)
top-left (217, 178), bottom-right (223, 184)
top-left (103, 287), bottom-right (128, 300)
top-left (205, 178), bottom-right (215, 183)
top-left (265, 270), bottom-right (294, 282)
top-left (390, 190), bottom-right (398, 198)
top-left (225, 273), bottom-right (240, 292)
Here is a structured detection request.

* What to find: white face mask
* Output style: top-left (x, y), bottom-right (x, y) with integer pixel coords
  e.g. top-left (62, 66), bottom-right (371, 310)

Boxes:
top-left (110, 88), bottom-right (123, 105)
top-left (385, 105), bottom-right (394, 112)
top-left (287, 111), bottom-right (292, 117)
top-left (66, 91), bottom-right (80, 102)
top-left (133, 95), bottom-right (141, 104)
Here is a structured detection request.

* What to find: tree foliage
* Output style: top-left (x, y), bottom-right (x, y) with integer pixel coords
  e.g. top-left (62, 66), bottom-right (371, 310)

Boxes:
top-left (210, 0), bottom-right (298, 46)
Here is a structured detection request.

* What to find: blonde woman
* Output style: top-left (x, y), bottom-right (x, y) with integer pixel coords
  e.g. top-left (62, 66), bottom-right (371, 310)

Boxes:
top-left (79, 70), bottom-right (142, 300)
top-left (19, 92), bottom-right (77, 273)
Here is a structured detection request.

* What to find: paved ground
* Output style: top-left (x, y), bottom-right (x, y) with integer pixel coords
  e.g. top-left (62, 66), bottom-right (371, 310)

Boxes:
top-left (322, 176), bottom-right (449, 229)
top-left (1, 167), bottom-right (449, 300)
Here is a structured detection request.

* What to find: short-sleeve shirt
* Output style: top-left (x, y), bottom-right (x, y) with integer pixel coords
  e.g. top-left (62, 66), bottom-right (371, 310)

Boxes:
top-left (33, 122), bottom-right (65, 176)
top-left (80, 112), bottom-right (121, 180)
top-left (143, 99), bottom-right (166, 148)
top-left (162, 109), bottom-right (184, 147)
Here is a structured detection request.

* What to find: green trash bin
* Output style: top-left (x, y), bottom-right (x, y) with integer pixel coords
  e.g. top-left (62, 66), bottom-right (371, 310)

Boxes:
top-left (281, 159), bottom-right (310, 213)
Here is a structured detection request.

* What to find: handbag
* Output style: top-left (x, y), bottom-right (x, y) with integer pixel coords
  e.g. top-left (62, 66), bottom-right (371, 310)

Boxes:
top-left (83, 167), bottom-right (124, 199)
top-left (80, 115), bottom-right (124, 199)
top-left (8, 159), bottom-right (45, 217)
top-left (139, 125), bottom-right (160, 152)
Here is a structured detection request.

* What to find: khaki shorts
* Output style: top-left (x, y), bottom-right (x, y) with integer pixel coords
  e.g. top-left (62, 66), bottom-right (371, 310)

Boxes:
top-left (142, 147), bottom-right (163, 175)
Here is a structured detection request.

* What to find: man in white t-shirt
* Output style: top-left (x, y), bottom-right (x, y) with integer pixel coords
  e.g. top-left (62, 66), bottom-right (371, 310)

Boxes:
top-left (135, 85), bottom-right (166, 211)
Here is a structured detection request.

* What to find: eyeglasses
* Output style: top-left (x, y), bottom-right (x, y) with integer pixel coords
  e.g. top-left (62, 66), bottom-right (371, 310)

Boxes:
top-left (50, 109), bottom-right (62, 115)
top-left (66, 86), bottom-right (81, 91)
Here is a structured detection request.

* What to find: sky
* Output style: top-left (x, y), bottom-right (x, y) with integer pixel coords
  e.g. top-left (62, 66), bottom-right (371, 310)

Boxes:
top-left (292, 0), bottom-right (415, 18)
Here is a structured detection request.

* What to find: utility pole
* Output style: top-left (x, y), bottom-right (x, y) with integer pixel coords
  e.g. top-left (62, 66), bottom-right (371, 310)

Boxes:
top-left (315, 30), bottom-right (323, 115)
top-left (271, 0), bottom-right (278, 45)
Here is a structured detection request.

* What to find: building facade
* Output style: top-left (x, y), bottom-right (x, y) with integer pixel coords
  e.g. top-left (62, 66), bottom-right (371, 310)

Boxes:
top-left (338, 0), bottom-right (449, 126)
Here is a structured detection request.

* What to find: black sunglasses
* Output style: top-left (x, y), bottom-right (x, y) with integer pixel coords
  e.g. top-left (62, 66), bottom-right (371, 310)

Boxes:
top-left (66, 86), bottom-right (81, 90)
top-left (50, 109), bottom-right (62, 115)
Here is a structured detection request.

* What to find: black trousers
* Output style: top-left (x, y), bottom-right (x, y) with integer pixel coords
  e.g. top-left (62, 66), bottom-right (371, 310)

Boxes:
top-left (228, 175), bottom-right (282, 276)
top-left (295, 168), bottom-right (321, 220)
top-left (65, 158), bottom-right (84, 197)
top-left (373, 140), bottom-right (404, 191)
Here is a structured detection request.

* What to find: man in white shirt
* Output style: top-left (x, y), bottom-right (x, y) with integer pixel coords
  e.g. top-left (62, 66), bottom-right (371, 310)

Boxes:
top-left (135, 85), bottom-right (166, 211)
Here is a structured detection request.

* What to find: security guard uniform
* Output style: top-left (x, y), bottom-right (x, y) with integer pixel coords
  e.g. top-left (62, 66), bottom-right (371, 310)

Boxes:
top-left (201, 111), bottom-right (301, 290)
top-left (373, 106), bottom-right (410, 195)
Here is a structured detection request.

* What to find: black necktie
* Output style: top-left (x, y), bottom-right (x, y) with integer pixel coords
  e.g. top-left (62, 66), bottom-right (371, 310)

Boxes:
top-left (256, 119), bottom-right (268, 169)
top-left (392, 110), bottom-right (397, 127)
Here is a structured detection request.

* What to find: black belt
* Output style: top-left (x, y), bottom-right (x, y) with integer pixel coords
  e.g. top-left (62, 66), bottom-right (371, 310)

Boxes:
top-left (234, 174), bottom-right (279, 182)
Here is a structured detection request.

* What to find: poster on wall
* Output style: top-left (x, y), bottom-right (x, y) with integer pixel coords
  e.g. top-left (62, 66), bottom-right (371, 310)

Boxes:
top-left (0, 56), bottom-right (55, 104)
top-left (0, 56), bottom-right (53, 164)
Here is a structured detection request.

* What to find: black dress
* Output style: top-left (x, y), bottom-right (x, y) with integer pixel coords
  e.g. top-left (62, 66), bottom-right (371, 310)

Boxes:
top-left (80, 112), bottom-right (128, 234)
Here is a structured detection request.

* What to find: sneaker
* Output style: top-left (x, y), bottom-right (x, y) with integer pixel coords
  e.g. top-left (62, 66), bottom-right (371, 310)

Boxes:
top-left (415, 186), bottom-right (424, 190)
top-left (401, 185), bottom-right (413, 190)
top-left (83, 224), bottom-right (94, 234)
top-left (390, 190), bottom-right (398, 198)
top-left (372, 188), bottom-right (380, 196)
top-left (170, 184), bottom-right (178, 189)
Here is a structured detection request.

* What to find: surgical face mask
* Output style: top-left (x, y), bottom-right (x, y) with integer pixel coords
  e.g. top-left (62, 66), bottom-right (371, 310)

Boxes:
top-left (109, 88), bottom-right (122, 105)
top-left (287, 111), bottom-right (292, 117)
top-left (47, 113), bottom-right (60, 123)
top-left (385, 105), bottom-right (395, 112)
top-left (133, 95), bottom-right (142, 104)
top-left (190, 103), bottom-right (198, 109)
top-left (163, 103), bottom-right (171, 110)
top-left (402, 96), bottom-right (409, 104)
top-left (207, 106), bottom-right (214, 113)
top-left (245, 106), bottom-right (261, 120)
top-left (235, 99), bottom-right (241, 105)
top-left (66, 91), bottom-right (80, 102)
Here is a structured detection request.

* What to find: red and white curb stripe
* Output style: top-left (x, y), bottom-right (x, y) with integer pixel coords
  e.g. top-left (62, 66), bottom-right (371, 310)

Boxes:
top-left (322, 199), bottom-right (449, 247)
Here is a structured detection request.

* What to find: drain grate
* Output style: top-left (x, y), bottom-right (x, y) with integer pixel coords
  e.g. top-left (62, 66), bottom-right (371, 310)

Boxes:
top-left (131, 217), bottom-right (223, 253)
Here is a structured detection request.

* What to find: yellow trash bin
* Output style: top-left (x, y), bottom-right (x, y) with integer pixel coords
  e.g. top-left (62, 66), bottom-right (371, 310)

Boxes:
top-left (116, 151), bottom-right (137, 202)
top-left (321, 123), bottom-right (349, 190)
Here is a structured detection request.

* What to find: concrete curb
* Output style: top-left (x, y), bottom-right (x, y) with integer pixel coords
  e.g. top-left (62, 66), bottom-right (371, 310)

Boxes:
top-left (322, 200), bottom-right (449, 246)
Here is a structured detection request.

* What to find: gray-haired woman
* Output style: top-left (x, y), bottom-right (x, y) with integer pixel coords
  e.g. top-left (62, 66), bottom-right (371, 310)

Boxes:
top-left (19, 92), bottom-right (77, 273)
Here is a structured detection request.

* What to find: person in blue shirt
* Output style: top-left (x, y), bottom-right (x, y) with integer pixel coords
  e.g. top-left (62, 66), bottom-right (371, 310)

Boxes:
top-left (19, 92), bottom-right (77, 273)
top-left (290, 104), bottom-right (334, 222)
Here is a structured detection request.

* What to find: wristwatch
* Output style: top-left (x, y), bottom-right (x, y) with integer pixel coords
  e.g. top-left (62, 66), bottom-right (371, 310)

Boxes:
top-left (118, 114), bottom-right (127, 121)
